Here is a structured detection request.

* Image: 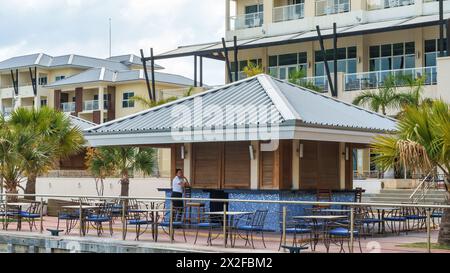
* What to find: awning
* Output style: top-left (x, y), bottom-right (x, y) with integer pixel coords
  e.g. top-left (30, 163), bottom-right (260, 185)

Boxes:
top-left (154, 13), bottom-right (449, 60)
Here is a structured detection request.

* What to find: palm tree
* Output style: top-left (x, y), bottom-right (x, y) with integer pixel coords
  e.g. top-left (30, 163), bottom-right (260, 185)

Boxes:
top-left (7, 107), bottom-right (85, 199)
top-left (242, 62), bottom-right (264, 78)
top-left (288, 69), bottom-right (322, 92)
top-left (85, 147), bottom-right (156, 197)
top-left (371, 100), bottom-right (450, 244)
top-left (352, 74), bottom-right (413, 115)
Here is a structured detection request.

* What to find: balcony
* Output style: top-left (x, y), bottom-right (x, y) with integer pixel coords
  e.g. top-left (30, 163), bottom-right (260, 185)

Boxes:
top-left (273, 3), bottom-right (304, 22)
top-left (367, 0), bottom-right (415, 11)
top-left (298, 76), bottom-right (330, 93)
top-left (344, 66), bottom-right (437, 91)
top-left (83, 100), bottom-right (109, 112)
top-left (2, 107), bottom-right (13, 116)
top-left (61, 102), bottom-right (76, 113)
top-left (315, 0), bottom-right (350, 16)
top-left (230, 12), bottom-right (264, 30)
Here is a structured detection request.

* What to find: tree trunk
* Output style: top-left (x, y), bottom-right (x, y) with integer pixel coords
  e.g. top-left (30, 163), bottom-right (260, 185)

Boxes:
top-left (25, 174), bottom-right (37, 201)
top-left (6, 188), bottom-right (19, 203)
top-left (120, 177), bottom-right (130, 197)
top-left (438, 177), bottom-right (450, 245)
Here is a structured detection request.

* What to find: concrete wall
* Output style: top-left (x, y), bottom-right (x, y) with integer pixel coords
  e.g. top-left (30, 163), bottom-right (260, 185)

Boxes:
top-left (35, 177), bottom-right (170, 199)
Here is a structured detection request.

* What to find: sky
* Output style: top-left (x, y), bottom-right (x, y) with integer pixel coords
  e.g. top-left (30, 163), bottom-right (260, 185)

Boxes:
top-left (0, 0), bottom-right (227, 85)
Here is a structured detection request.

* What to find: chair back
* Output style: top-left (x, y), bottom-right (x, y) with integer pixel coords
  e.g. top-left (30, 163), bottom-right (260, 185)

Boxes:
top-left (27, 202), bottom-right (42, 215)
top-left (355, 188), bottom-right (363, 203)
top-left (96, 202), bottom-right (114, 219)
top-left (251, 210), bottom-right (268, 229)
top-left (316, 189), bottom-right (332, 202)
top-left (184, 186), bottom-right (192, 199)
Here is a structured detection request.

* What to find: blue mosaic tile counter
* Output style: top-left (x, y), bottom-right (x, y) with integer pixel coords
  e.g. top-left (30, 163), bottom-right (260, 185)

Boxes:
top-left (158, 188), bottom-right (357, 232)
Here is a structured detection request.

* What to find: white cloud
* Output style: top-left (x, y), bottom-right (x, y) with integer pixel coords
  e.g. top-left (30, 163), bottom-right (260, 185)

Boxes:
top-left (0, 0), bottom-right (226, 85)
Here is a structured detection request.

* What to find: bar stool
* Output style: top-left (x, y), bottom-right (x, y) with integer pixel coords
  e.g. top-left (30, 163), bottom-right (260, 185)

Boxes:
top-left (184, 186), bottom-right (205, 226)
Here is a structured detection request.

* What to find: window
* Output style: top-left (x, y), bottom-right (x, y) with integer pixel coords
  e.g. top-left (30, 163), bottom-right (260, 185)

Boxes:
top-left (314, 47), bottom-right (357, 76)
top-left (38, 76), bottom-right (48, 86)
top-left (55, 75), bottom-right (66, 81)
top-left (40, 99), bottom-right (47, 107)
top-left (425, 39), bottom-right (447, 67)
top-left (230, 59), bottom-right (262, 81)
top-left (268, 52), bottom-right (307, 80)
top-left (122, 92), bottom-right (135, 108)
top-left (369, 42), bottom-right (415, 71)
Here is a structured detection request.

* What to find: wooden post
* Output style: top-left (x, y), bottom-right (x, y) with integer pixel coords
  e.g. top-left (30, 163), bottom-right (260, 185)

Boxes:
top-left (282, 206), bottom-right (287, 251)
top-left (350, 207), bottom-right (355, 253)
top-left (40, 198), bottom-right (44, 234)
top-left (223, 203), bottom-right (228, 248)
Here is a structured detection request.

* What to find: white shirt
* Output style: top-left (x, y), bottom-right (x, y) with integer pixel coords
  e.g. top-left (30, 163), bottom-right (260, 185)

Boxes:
top-left (172, 176), bottom-right (184, 193)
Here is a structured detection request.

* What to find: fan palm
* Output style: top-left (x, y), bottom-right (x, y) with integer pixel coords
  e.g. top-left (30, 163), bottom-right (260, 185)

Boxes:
top-left (352, 74), bottom-right (413, 115)
top-left (371, 100), bottom-right (450, 244)
top-left (85, 147), bottom-right (156, 197)
top-left (7, 107), bottom-right (85, 199)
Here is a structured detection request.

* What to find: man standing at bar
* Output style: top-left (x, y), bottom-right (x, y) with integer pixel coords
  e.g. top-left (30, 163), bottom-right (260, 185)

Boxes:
top-left (172, 169), bottom-right (189, 221)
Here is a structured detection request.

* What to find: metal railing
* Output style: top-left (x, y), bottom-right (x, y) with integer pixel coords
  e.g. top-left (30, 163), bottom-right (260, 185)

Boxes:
top-left (0, 192), bottom-right (448, 253)
top-left (230, 12), bottom-right (264, 30)
top-left (344, 66), bottom-right (437, 91)
top-left (273, 3), bottom-right (305, 22)
top-left (61, 102), bottom-right (76, 113)
top-left (367, 0), bottom-right (415, 10)
top-left (83, 100), bottom-right (109, 112)
top-left (301, 75), bottom-right (330, 93)
top-left (316, 0), bottom-right (350, 16)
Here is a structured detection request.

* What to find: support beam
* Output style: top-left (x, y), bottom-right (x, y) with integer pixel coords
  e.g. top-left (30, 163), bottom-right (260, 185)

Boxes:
top-left (140, 49), bottom-right (153, 101)
top-left (447, 19), bottom-right (450, 57)
top-left (200, 56), bottom-right (203, 87)
top-left (316, 26), bottom-right (335, 96)
top-left (333, 23), bottom-right (338, 97)
top-left (10, 69), bottom-right (19, 96)
top-left (222, 38), bottom-right (233, 82)
top-left (29, 67), bottom-right (37, 96)
top-left (150, 48), bottom-right (157, 101)
top-left (440, 0), bottom-right (445, 57)
top-left (194, 55), bottom-right (198, 87)
top-left (234, 36), bottom-right (239, 82)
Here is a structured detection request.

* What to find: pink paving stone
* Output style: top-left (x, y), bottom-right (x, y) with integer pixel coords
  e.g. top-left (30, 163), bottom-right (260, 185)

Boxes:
top-left (2, 216), bottom-right (449, 253)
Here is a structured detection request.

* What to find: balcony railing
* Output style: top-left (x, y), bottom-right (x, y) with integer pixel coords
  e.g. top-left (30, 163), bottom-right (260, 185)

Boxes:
top-left (344, 66), bottom-right (437, 91)
top-left (316, 0), bottom-right (350, 16)
top-left (2, 107), bottom-right (13, 116)
top-left (367, 0), bottom-right (415, 10)
top-left (230, 12), bottom-right (264, 30)
top-left (83, 100), bottom-right (109, 112)
top-left (273, 3), bottom-right (305, 22)
top-left (299, 76), bottom-right (330, 93)
top-left (61, 102), bottom-right (76, 113)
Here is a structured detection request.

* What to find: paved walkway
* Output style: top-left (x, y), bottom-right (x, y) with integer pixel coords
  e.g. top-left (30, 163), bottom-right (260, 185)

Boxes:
top-left (1, 216), bottom-right (448, 253)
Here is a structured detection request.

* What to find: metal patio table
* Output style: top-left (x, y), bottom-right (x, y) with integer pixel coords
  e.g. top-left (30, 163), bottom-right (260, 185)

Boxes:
top-left (205, 211), bottom-right (253, 247)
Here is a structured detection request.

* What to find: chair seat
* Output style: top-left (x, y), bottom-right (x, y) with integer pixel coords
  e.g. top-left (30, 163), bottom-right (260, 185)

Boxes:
top-left (196, 222), bottom-right (221, 228)
top-left (432, 213), bottom-right (444, 218)
top-left (363, 218), bottom-right (383, 224)
top-left (20, 212), bottom-right (40, 218)
top-left (237, 225), bottom-right (263, 232)
top-left (58, 214), bottom-right (78, 220)
top-left (285, 228), bottom-right (312, 234)
top-left (129, 219), bottom-right (152, 225)
top-left (406, 215), bottom-right (427, 220)
top-left (384, 217), bottom-right (407, 222)
top-left (86, 216), bottom-right (111, 222)
top-left (160, 221), bottom-right (184, 227)
top-left (328, 227), bottom-right (359, 237)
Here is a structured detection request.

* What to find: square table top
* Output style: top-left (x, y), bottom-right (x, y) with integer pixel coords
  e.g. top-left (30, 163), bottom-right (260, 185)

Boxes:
top-left (294, 215), bottom-right (348, 220)
top-left (62, 205), bottom-right (99, 210)
top-left (6, 203), bottom-right (31, 207)
top-left (205, 212), bottom-right (253, 216)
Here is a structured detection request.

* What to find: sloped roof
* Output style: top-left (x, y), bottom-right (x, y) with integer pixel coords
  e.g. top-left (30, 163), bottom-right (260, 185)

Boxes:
top-left (0, 53), bottom-right (161, 71)
top-left (107, 54), bottom-right (164, 69)
top-left (45, 67), bottom-right (196, 88)
top-left (85, 75), bottom-right (397, 140)
top-left (68, 115), bottom-right (97, 131)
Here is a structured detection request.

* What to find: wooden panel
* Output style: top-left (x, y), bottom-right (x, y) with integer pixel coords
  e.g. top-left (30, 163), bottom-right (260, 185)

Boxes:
top-left (345, 144), bottom-right (354, 190)
top-left (223, 142), bottom-right (251, 189)
top-left (75, 87), bottom-right (83, 114)
top-left (54, 90), bottom-right (61, 110)
top-left (280, 140), bottom-right (293, 190)
top-left (300, 141), bottom-right (319, 190)
top-left (92, 111), bottom-right (101, 124)
top-left (170, 144), bottom-right (185, 179)
top-left (318, 142), bottom-right (340, 190)
top-left (192, 143), bottom-right (221, 189)
top-left (107, 86), bottom-right (116, 122)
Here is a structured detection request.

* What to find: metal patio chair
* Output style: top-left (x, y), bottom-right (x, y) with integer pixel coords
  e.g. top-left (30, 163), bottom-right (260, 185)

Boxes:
top-left (325, 212), bottom-right (363, 253)
top-left (236, 210), bottom-right (269, 249)
top-left (278, 210), bottom-right (312, 252)
top-left (192, 210), bottom-right (222, 246)
top-left (85, 202), bottom-right (114, 236)
top-left (20, 202), bottom-right (43, 231)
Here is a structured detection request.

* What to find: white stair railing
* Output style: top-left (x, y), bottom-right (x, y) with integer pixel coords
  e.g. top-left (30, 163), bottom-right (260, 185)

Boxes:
top-left (410, 172), bottom-right (434, 204)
